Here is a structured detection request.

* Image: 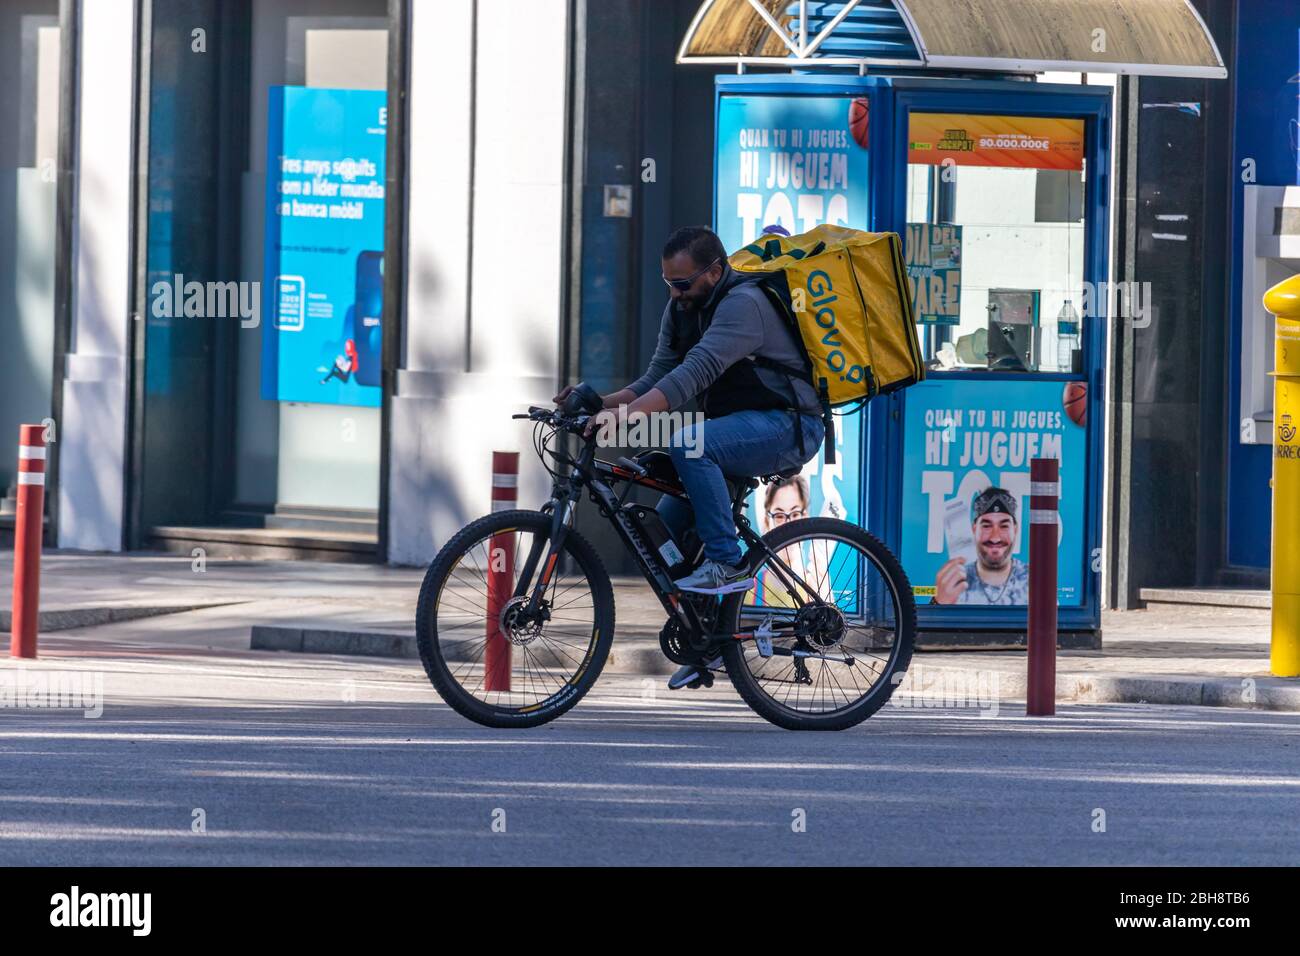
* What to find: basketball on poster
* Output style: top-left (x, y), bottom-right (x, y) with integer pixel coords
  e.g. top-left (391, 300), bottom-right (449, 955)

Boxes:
top-left (900, 379), bottom-right (1088, 606)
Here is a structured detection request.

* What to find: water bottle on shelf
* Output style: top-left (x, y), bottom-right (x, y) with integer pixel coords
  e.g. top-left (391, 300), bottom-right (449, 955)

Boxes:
top-left (1056, 300), bottom-right (1081, 372)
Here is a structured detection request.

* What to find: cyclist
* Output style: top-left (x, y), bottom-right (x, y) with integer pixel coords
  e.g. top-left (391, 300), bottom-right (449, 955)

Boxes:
top-left (560, 225), bottom-right (824, 597)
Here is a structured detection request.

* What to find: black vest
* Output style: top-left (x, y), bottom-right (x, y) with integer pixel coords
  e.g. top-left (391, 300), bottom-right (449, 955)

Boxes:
top-left (668, 271), bottom-right (808, 420)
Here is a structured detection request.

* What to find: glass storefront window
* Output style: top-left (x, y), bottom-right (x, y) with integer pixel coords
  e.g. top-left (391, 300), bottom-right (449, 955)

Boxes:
top-left (0, 5), bottom-right (59, 498)
top-left (905, 112), bottom-right (1087, 374)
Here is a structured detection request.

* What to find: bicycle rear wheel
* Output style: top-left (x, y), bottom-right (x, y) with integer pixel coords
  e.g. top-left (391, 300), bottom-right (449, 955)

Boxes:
top-left (718, 517), bottom-right (915, 731)
top-left (416, 509), bottom-right (615, 728)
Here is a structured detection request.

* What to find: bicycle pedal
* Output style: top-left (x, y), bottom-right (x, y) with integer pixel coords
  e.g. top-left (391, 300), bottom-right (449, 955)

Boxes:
top-left (754, 615), bottom-right (775, 658)
top-left (690, 670), bottom-right (715, 689)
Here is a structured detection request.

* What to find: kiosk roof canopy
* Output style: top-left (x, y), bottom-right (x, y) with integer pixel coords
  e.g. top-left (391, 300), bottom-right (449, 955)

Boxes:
top-left (678, 0), bottom-right (1226, 79)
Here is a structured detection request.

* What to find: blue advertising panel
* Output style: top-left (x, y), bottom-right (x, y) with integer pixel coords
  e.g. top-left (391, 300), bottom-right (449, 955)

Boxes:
top-left (717, 93), bottom-right (871, 531)
top-left (262, 86), bottom-right (387, 407)
top-left (900, 378), bottom-right (1088, 606)
top-left (715, 93), bottom-right (871, 251)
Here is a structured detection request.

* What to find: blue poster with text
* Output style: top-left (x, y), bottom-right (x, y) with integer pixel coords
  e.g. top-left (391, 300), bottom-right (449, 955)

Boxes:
top-left (715, 94), bottom-right (870, 252)
top-left (262, 86), bottom-right (386, 407)
top-left (717, 94), bottom-right (872, 532)
top-left (900, 378), bottom-right (1089, 606)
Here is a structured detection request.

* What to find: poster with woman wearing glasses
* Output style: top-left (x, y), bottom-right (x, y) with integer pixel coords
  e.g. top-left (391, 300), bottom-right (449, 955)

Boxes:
top-left (745, 410), bottom-right (857, 607)
top-left (753, 475), bottom-right (828, 607)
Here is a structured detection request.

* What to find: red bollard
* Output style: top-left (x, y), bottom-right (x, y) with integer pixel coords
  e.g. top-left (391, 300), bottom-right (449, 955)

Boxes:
top-left (484, 452), bottom-right (518, 692)
top-left (10, 425), bottom-right (46, 659)
top-left (1027, 457), bottom-right (1059, 716)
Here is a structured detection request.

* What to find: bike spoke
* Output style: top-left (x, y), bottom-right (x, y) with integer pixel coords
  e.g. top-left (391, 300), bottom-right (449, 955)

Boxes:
top-left (740, 528), bottom-right (903, 716)
top-left (429, 523), bottom-right (600, 712)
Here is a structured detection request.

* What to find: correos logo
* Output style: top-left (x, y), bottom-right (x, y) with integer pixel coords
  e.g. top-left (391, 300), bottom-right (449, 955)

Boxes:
top-left (807, 269), bottom-right (865, 385)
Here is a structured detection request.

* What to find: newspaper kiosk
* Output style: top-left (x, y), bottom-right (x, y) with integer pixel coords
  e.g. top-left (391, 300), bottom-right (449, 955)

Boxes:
top-left (713, 74), bottom-right (1110, 645)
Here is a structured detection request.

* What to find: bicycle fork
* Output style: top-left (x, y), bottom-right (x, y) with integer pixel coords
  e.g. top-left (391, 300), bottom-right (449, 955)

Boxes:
top-left (514, 491), bottom-right (578, 619)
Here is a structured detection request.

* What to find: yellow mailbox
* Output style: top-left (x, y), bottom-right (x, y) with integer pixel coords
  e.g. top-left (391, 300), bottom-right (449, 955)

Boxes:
top-left (1264, 274), bottom-right (1300, 676)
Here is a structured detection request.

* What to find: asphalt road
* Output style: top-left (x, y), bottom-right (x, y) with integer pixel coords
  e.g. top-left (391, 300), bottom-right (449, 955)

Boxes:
top-left (2, 650), bottom-right (1299, 866)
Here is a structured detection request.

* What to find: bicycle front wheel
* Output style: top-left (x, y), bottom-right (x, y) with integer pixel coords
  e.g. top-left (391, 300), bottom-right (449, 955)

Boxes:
top-left (719, 517), bottom-right (915, 731)
top-left (415, 509), bottom-right (615, 728)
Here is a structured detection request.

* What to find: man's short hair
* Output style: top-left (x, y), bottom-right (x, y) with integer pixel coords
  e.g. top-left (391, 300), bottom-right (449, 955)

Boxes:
top-left (662, 226), bottom-right (727, 269)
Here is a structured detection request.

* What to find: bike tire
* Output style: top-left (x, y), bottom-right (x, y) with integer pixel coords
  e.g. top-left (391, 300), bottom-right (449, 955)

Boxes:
top-left (416, 509), bottom-right (615, 728)
top-left (718, 517), bottom-right (915, 731)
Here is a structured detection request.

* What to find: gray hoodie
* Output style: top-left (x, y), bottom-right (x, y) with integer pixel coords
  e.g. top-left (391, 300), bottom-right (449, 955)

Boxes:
top-left (628, 265), bottom-right (821, 416)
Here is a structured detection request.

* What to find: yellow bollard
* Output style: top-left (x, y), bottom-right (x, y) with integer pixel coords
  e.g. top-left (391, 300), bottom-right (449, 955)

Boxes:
top-left (1264, 274), bottom-right (1300, 676)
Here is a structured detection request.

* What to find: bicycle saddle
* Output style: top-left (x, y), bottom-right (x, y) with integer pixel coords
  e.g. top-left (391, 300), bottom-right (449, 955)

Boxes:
top-left (762, 466), bottom-right (803, 483)
top-left (727, 466), bottom-right (802, 491)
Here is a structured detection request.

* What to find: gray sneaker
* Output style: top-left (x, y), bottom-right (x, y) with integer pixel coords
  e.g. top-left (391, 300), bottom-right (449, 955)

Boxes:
top-left (667, 655), bottom-right (724, 690)
top-left (673, 559), bottom-right (755, 595)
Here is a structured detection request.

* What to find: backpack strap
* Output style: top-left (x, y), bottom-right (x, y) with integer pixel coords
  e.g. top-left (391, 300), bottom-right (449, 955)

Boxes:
top-left (746, 279), bottom-right (839, 465)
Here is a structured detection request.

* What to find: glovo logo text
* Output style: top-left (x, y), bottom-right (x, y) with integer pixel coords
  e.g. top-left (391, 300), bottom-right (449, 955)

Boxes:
top-left (807, 269), bottom-right (866, 385)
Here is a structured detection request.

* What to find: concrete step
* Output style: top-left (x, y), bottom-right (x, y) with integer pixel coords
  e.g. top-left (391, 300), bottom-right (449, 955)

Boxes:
top-left (217, 505), bottom-right (379, 536)
top-left (148, 525), bottom-right (378, 563)
top-left (263, 514), bottom-right (379, 535)
top-left (1139, 587), bottom-right (1271, 610)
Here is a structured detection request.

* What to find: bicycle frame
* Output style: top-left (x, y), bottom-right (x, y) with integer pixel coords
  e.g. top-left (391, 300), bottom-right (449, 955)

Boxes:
top-left (513, 426), bottom-right (831, 651)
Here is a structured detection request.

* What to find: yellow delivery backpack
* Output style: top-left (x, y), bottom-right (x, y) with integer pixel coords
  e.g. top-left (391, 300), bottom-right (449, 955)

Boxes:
top-left (729, 224), bottom-right (925, 415)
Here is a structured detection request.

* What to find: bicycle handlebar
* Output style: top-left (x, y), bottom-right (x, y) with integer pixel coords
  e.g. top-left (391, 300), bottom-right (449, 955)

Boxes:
top-left (512, 405), bottom-right (594, 436)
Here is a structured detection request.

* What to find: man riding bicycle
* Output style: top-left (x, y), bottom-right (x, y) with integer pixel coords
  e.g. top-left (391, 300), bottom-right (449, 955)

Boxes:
top-left (423, 225), bottom-right (916, 724)
top-left (558, 225), bottom-right (825, 600)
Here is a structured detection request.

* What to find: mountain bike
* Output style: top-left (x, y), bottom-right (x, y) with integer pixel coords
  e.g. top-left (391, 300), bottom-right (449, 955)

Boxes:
top-left (415, 384), bottom-right (915, 730)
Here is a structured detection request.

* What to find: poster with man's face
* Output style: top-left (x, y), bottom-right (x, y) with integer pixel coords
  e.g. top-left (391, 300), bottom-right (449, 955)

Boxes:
top-left (900, 378), bottom-right (1088, 606)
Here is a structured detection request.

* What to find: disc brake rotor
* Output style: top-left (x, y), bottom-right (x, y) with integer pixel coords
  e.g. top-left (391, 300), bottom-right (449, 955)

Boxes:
top-left (499, 595), bottom-right (551, 647)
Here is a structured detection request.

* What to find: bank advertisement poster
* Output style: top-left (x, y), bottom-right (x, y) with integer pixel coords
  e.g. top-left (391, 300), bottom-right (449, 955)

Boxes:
top-left (717, 94), bottom-right (871, 547)
top-left (262, 86), bottom-right (387, 407)
top-left (908, 113), bottom-right (1084, 171)
top-left (905, 223), bottom-right (962, 325)
top-left (901, 378), bottom-right (1089, 606)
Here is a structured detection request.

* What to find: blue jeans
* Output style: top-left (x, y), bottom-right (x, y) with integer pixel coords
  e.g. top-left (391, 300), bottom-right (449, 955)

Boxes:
top-left (667, 409), bottom-right (824, 566)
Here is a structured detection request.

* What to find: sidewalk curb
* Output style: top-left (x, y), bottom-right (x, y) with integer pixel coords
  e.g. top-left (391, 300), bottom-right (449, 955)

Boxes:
top-left (2, 603), bottom-right (239, 633)
top-left (251, 625), bottom-right (678, 673)
top-left (251, 625), bottom-right (418, 659)
top-left (898, 662), bottom-right (1300, 712)
top-left (249, 624), bottom-right (1299, 711)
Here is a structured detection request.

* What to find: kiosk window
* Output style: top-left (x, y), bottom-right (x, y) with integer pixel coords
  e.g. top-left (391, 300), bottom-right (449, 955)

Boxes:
top-left (905, 112), bottom-right (1087, 374)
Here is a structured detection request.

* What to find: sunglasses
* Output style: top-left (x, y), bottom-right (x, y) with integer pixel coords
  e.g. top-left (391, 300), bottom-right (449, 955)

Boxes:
top-left (662, 257), bottom-right (720, 292)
